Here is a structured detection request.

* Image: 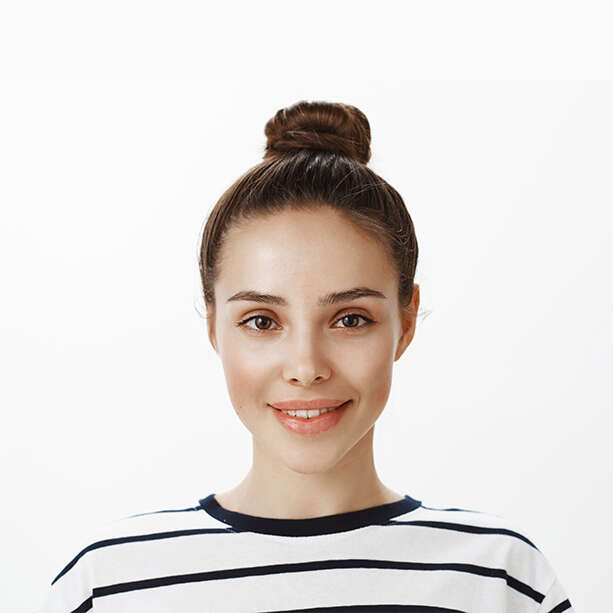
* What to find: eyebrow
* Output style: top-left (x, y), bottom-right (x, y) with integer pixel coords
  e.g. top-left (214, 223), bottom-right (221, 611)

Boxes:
top-left (226, 286), bottom-right (387, 307)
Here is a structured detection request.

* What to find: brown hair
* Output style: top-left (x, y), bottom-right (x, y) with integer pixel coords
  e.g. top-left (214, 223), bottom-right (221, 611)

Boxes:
top-left (198, 100), bottom-right (419, 314)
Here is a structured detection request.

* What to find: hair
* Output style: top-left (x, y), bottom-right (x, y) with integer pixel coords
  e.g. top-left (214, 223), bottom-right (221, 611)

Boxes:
top-left (198, 100), bottom-right (419, 315)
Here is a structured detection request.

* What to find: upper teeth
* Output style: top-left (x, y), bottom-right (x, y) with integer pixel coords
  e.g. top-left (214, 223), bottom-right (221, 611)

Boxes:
top-left (281, 405), bottom-right (341, 418)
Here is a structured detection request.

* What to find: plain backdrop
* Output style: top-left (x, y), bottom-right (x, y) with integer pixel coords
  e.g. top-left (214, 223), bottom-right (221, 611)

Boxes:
top-left (1, 3), bottom-right (611, 612)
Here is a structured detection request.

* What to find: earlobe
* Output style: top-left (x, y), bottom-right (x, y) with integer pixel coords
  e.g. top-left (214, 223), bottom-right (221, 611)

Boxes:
top-left (412, 283), bottom-right (420, 311)
top-left (395, 318), bottom-right (415, 361)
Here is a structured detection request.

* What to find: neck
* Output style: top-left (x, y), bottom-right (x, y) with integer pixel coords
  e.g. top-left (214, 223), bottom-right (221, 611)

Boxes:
top-left (214, 427), bottom-right (403, 519)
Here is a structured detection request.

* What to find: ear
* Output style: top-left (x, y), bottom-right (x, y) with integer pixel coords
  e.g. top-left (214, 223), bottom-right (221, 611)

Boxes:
top-left (205, 305), bottom-right (218, 353)
top-left (394, 283), bottom-right (420, 362)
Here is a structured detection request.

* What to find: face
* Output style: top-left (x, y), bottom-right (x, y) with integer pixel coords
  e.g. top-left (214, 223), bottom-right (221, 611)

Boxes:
top-left (206, 206), bottom-right (419, 476)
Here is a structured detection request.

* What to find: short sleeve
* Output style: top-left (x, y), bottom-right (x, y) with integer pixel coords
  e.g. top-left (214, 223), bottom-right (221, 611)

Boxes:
top-left (537, 575), bottom-right (576, 612)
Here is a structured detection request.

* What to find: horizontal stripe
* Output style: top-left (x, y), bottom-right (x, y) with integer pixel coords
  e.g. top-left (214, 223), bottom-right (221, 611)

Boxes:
top-left (38, 495), bottom-right (575, 613)
top-left (51, 527), bottom-right (235, 585)
top-left (71, 595), bottom-right (92, 613)
top-left (53, 515), bottom-right (539, 587)
top-left (90, 559), bottom-right (545, 604)
top-left (547, 600), bottom-right (572, 613)
top-left (125, 505), bottom-right (202, 518)
top-left (419, 505), bottom-right (482, 513)
top-left (386, 519), bottom-right (539, 549)
top-left (262, 606), bottom-right (468, 612)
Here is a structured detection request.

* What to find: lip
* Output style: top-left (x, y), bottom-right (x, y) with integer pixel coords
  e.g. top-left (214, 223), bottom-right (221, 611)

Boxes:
top-left (272, 400), bottom-right (351, 436)
top-left (269, 398), bottom-right (348, 411)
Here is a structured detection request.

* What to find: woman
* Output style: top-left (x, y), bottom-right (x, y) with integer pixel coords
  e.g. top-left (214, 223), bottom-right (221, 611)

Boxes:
top-left (38, 100), bottom-right (575, 612)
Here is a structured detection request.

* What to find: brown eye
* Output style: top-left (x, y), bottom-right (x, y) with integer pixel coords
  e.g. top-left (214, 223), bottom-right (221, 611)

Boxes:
top-left (333, 313), bottom-right (375, 330)
top-left (253, 316), bottom-right (273, 330)
top-left (237, 312), bottom-right (374, 335)
top-left (237, 314), bottom-right (279, 333)
top-left (341, 314), bottom-right (360, 328)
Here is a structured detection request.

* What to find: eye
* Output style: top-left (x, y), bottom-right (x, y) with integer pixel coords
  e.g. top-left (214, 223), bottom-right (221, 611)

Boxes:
top-left (331, 313), bottom-right (375, 330)
top-left (236, 314), bottom-right (280, 333)
top-left (236, 312), bottom-right (375, 334)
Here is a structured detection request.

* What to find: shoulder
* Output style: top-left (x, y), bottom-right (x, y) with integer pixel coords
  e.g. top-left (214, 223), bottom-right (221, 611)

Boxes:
top-left (38, 501), bottom-right (215, 612)
top-left (402, 500), bottom-right (560, 599)
top-left (412, 500), bottom-right (541, 547)
top-left (62, 501), bottom-right (216, 575)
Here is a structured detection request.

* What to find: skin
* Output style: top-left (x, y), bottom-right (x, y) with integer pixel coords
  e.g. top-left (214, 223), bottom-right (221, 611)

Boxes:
top-left (205, 205), bottom-right (420, 519)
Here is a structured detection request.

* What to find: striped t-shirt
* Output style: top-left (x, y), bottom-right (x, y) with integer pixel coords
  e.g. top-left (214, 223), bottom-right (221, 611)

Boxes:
top-left (36, 493), bottom-right (575, 612)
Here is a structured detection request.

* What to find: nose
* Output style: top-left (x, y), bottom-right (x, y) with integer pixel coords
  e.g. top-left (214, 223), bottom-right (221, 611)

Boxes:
top-left (282, 329), bottom-right (332, 386)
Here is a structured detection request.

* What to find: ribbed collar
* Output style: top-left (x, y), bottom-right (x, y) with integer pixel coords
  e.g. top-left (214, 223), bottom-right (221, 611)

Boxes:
top-left (198, 493), bottom-right (421, 537)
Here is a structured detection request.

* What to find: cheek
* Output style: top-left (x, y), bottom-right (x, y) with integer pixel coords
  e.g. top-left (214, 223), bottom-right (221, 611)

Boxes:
top-left (221, 343), bottom-right (270, 409)
top-left (345, 331), bottom-right (390, 361)
top-left (220, 325), bottom-right (396, 410)
top-left (341, 335), bottom-right (394, 406)
top-left (371, 372), bottom-right (392, 409)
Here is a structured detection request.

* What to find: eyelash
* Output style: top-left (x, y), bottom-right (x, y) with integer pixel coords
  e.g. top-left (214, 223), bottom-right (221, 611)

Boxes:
top-left (236, 312), bottom-right (375, 335)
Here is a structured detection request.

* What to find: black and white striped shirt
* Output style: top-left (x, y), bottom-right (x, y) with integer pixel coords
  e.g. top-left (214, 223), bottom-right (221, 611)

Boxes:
top-left (37, 493), bottom-right (575, 612)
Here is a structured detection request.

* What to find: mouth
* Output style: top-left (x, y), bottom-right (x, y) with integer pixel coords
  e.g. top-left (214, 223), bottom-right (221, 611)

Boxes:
top-left (272, 399), bottom-right (352, 418)
top-left (272, 399), bottom-right (352, 435)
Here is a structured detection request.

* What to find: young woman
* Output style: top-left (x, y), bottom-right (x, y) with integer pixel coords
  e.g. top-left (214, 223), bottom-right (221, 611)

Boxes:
top-left (38, 100), bottom-right (575, 612)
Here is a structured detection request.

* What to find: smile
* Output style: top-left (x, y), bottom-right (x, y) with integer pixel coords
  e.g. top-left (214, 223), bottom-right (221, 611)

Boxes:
top-left (272, 400), bottom-right (352, 435)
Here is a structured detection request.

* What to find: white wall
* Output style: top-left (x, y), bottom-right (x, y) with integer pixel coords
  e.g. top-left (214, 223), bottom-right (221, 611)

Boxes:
top-left (1, 4), bottom-right (610, 612)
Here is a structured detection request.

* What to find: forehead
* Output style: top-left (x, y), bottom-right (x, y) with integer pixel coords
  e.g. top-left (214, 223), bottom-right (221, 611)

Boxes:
top-left (216, 207), bottom-right (396, 300)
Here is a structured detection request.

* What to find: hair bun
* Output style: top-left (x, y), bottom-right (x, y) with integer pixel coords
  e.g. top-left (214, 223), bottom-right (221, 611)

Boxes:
top-left (263, 100), bottom-right (372, 164)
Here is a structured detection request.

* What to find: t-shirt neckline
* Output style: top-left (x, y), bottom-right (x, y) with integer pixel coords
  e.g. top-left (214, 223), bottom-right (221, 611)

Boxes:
top-left (198, 493), bottom-right (422, 537)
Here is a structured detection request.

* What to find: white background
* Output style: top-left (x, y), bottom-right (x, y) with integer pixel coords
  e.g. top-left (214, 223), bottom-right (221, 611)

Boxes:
top-left (1, 2), bottom-right (611, 612)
